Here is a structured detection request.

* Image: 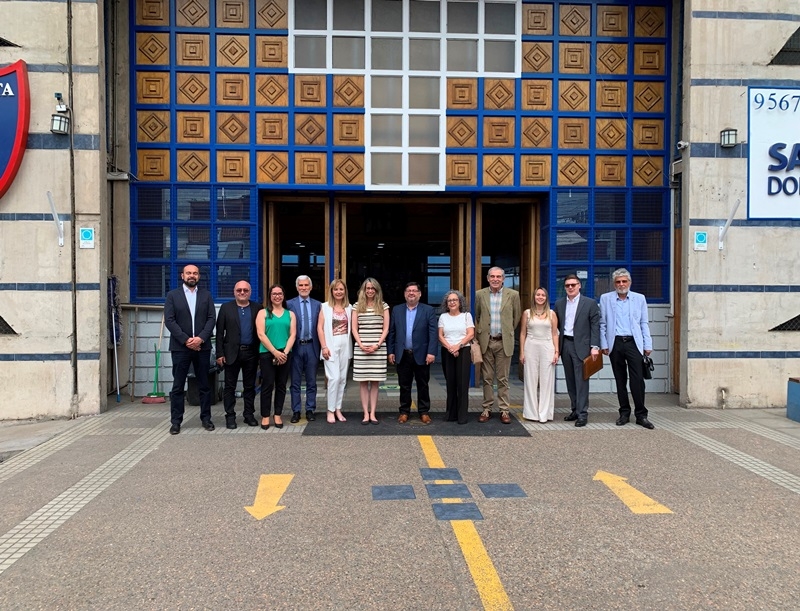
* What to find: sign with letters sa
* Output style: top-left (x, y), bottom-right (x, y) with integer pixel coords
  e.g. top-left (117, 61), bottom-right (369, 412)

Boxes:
top-left (748, 87), bottom-right (800, 219)
top-left (0, 60), bottom-right (30, 201)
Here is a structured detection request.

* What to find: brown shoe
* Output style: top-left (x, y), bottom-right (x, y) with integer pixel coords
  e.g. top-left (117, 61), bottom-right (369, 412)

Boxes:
top-left (500, 412), bottom-right (512, 424)
top-left (398, 413), bottom-right (409, 424)
top-left (420, 414), bottom-right (431, 424)
top-left (478, 411), bottom-right (492, 423)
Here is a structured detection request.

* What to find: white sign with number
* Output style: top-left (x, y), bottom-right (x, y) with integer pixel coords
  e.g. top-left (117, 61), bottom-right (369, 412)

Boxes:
top-left (748, 87), bottom-right (800, 219)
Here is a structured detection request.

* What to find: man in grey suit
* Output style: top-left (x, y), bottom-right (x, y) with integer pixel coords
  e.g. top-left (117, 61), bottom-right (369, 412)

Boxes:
top-left (599, 268), bottom-right (654, 429)
top-left (387, 282), bottom-right (438, 424)
top-left (164, 264), bottom-right (217, 435)
top-left (554, 274), bottom-right (600, 427)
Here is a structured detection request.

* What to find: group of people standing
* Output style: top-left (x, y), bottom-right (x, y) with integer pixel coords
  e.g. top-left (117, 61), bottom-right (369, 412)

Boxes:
top-left (163, 264), bottom-right (654, 434)
top-left (517, 269), bottom-right (655, 429)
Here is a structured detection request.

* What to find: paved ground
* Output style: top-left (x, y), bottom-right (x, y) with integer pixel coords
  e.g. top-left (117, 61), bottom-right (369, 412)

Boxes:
top-left (2, 371), bottom-right (800, 610)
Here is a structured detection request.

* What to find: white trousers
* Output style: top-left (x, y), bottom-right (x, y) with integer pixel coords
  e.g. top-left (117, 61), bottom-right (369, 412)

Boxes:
top-left (323, 333), bottom-right (350, 411)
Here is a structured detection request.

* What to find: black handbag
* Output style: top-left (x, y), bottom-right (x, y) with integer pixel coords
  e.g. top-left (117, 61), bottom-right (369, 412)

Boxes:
top-left (642, 355), bottom-right (654, 380)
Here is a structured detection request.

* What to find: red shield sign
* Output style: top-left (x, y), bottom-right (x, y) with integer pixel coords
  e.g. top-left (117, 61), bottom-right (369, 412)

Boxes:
top-left (0, 60), bottom-right (30, 200)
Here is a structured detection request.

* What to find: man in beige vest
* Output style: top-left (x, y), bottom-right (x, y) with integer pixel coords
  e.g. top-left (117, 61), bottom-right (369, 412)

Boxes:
top-left (474, 267), bottom-right (521, 424)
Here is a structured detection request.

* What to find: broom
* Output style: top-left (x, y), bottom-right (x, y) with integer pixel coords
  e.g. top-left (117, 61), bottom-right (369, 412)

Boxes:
top-left (143, 314), bottom-right (167, 404)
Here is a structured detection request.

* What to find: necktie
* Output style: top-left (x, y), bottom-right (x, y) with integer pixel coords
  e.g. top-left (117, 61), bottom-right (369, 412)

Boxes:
top-left (303, 300), bottom-right (310, 340)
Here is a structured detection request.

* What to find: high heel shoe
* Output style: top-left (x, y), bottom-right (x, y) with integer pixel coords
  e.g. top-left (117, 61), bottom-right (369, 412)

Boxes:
top-left (261, 418), bottom-right (270, 430)
top-left (273, 416), bottom-right (283, 429)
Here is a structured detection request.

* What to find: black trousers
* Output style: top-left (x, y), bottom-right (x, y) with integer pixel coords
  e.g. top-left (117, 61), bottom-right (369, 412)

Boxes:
top-left (170, 349), bottom-right (212, 426)
top-left (561, 339), bottom-right (589, 420)
top-left (222, 346), bottom-right (259, 420)
top-left (397, 351), bottom-right (430, 414)
top-left (259, 352), bottom-right (292, 417)
top-left (610, 337), bottom-right (647, 420)
top-left (442, 346), bottom-right (471, 423)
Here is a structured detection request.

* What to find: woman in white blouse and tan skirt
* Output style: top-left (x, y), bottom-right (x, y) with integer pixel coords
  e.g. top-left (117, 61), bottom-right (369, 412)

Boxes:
top-left (317, 279), bottom-right (353, 424)
top-left (519, 287), bottom-right (559, 422)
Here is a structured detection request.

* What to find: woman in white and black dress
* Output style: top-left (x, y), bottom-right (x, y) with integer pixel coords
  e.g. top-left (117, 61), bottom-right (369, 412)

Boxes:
top-left (438, 290), bottom-right (474, 424)
top-left (351, 278), bottom-right (389, 424)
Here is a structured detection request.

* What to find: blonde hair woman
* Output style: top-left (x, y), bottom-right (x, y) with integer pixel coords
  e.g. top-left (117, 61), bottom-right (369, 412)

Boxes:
top-left (519, 287), bottom-right (559, 422)
top-left (317, 279), bottom-right (353, 424)
top-left (351, 278), bottom-right (390, 424)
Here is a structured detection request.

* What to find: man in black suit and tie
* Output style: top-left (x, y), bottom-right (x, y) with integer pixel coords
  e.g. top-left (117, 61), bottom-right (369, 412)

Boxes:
top-left (554, 274), bottom-right (600, 427)
top-left (286, 275), bottom-right (322, 423)
top-left (215, 280), bottom-right (264, 429)
top-left (387, 282), bottom-right (438, 424)
top-left (164, 264), bottom-right (217, 435)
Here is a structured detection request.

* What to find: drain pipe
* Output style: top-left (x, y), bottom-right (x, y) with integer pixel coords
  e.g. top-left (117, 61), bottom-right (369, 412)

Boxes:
top-left (67, 0), bottom-right (79, 416)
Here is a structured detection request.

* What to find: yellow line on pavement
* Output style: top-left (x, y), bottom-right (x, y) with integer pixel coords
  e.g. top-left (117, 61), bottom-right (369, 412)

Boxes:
top-left (451, 520), bottom-right (514, 611)
top-left (417, 435), bottom-right (514, 611)
top-left (418, 435), bottom-right (445, 468)
top-left (594, 470), bottom-right (673, 514)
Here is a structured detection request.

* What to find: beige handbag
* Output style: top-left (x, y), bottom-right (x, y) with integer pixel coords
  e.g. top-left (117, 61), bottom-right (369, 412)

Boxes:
top-left (470, 342), bottom-right (483, 364)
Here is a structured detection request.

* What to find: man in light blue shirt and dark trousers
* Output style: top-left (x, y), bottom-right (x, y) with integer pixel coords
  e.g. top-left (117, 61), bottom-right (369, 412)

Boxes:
top-left (599, 268), bottom-right (654, 429)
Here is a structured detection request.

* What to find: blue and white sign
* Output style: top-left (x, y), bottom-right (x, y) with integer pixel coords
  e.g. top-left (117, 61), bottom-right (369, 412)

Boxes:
top-left (79, 227), bottom-right (95, 249)
top-left (693, 231), bottom-right (707, 251)
top-left (748, 87), bottom-right (800, 219)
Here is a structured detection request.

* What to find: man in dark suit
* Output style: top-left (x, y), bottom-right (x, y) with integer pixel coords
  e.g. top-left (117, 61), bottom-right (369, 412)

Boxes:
top-left (164, 264), bottom-right (217, 435)
top-left (215, 280), bottom-right (264, 429)
top-left (286, 275), bottom-right (322, 423)
top-left (554, 274), bottom-right (600, 427)
top-left (387, 282), bottom-right (438, 424)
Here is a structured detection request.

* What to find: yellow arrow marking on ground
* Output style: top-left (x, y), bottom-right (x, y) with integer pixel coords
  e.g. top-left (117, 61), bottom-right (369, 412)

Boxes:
top-left (593, 470), bottom-right (672, 514)
top-left (245, 474), bottom-right (295, 520)
top-left (417, 436), bottom-right (513, 610)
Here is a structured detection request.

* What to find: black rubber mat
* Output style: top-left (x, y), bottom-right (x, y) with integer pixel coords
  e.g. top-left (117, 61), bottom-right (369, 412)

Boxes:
top-left (302, 412), bottom-right (530, 436)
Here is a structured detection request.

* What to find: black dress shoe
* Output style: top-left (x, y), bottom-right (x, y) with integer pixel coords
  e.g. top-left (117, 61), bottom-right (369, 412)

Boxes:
top-left (290, 412), bottom-right (301, 424)
top-left (226, 421), bottom-right (237, 430)
top-left (564, 413), bottom-right (578, 421)
top-left (169, 424), bottom-right (180, 435)
top-left (636, 418), bottom-right (655, 429)
top-left (202, 421), bottom-right (215, 431)
top-left (616, 416), bottom-right (630, 426)
top-left (243, 416), bottom-right (258, 427)
top-left (306, 411), bottom-right (316, 421)
top-left (575, 419), bottom-right (587, 427)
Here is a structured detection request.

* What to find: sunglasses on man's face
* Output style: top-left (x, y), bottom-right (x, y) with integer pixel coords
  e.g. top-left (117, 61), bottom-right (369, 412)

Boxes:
top-left (565, 283), bottom-right (579, 288)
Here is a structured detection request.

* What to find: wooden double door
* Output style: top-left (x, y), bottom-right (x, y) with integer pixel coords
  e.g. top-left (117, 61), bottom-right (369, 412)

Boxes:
top-left (263, 195), bottom-right (541, 309)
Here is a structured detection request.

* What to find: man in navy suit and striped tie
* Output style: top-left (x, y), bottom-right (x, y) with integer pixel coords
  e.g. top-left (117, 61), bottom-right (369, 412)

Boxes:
top-left (286, 275), bottom-right (322, 423)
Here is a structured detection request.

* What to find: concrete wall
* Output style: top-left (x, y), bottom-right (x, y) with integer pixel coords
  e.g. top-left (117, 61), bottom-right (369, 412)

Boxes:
top-left (0, 1), bottom-right (108, 420)
top-left (680, 1), bottom-right (800, 407)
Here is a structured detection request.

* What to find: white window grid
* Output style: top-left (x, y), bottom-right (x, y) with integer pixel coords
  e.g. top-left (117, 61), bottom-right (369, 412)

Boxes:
top-left (289, 0), bottom-right (521, 190)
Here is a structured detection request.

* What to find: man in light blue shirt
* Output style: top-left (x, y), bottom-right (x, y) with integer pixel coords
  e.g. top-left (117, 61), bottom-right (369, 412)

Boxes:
top-left (599, 268), bottom-right (654, 429)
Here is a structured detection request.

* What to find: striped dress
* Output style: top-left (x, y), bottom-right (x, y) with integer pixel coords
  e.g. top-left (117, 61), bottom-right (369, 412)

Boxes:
top-left (352, 303), bottom-right (389, 382)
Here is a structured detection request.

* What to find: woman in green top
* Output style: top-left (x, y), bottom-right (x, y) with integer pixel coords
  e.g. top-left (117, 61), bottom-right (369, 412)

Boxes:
top-left (256, 284), bottom-right (296, 429)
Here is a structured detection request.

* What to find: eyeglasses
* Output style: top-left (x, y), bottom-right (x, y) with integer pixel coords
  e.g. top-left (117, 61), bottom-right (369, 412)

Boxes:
top-left (446, 299), bottom-right (459, 303)
top-left (235, 288), bottom-right (250, 293)
top-left (271, 293), bottom-right (283, 297)
top-left (564, 283), bottom-right (579, 288)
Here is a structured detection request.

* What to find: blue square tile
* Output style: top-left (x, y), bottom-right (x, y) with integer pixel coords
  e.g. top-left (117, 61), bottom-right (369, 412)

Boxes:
top-left (431, 503), bottom-right (483, 521)
top-left (420, 468), bottom-right (462, 481)
top-left (478, 484), bottom-right (527, 498)
top-left (425, 483), bottom-right (471, 499)
top-left (372, 485), bottom-right (416, 501)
